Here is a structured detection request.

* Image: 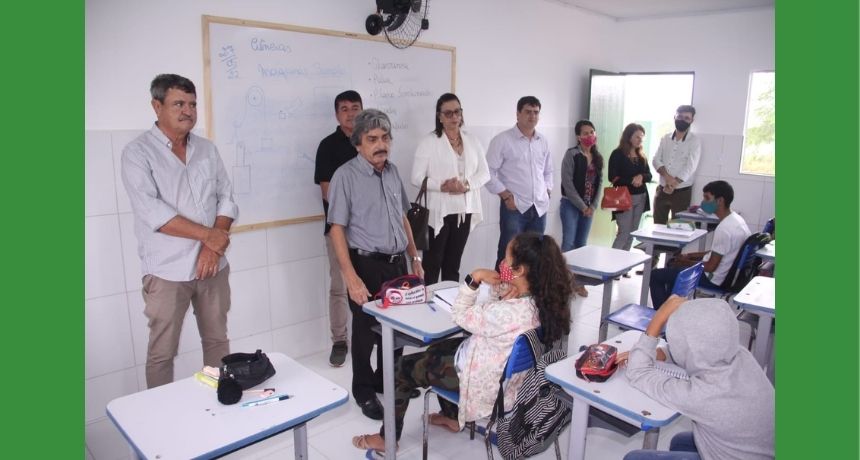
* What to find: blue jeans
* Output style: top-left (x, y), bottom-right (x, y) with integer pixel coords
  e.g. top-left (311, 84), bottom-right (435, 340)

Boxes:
top-left (559, 198), bottom-right (593, 252)
top-left (650, 267), bottom-right (721, 308)
top-left (623, 432), bottom-right (700, 460)
top-left (497, 203), bottom-right (546, 267)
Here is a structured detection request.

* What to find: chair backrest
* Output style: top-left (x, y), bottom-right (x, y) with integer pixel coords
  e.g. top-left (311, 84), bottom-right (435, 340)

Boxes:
top-left (763, 217), bottom-right (775, 237)
top-left (720, 232), bottom-right (771, 292)
top-left (503, 331), bottom-right (538, 380)
top-left (671, 262), bottom-right (704, 298)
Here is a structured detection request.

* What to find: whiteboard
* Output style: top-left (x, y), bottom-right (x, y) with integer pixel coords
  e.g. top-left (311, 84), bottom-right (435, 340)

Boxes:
top-left (203, 16), bottom-right (455, 231)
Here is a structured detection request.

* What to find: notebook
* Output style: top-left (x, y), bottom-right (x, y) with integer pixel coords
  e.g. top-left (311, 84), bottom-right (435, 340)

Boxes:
top-left (655, 361), bottom-right (690, 380)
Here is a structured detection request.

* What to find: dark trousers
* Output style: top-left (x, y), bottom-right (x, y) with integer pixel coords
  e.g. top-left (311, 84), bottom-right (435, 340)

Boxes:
top-left (497, 203), bottom-right (546, 268)
top-left (423, 213), bottom-right (472, 284)
top-left (653, 186), bottom-right (693, 224)
top-left (348, 251), bottom-right (407, 402)
top-left (650, 266), bottom-right (721, 308)
top-left (380, 337), bottom-right (464, 440)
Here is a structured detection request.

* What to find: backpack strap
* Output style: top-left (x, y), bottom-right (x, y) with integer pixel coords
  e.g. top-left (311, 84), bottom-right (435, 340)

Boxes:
top-left (484, 329), bottom-right (543, 459)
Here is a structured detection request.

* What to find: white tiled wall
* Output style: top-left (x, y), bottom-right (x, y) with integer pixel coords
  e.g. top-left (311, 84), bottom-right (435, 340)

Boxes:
top-left (692, 133), bottom-right (775, 232)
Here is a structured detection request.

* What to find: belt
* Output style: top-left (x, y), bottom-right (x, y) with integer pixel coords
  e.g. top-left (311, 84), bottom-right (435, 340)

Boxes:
top-left (662, 185), bottom-right (692, 192)
top-left (350, 248), bottom-right (404, 264)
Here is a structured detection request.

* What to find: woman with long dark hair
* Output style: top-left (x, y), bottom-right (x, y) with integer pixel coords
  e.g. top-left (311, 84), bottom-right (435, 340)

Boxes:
top-left (411, 93), bottom-right (490, 284)
top-left (352, 232), bottom-right (573, 453)
top-left (560, 120), bottom-right (603, 296)
top-left (608, 123), bottom-right (652, 252)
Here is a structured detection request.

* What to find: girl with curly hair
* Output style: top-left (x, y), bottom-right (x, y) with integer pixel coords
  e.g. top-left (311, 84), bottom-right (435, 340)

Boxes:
top-left (352, 232), bottom-right (573, 453)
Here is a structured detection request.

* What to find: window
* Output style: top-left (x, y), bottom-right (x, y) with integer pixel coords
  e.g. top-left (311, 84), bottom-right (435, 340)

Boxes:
top-left (740, 71), bottom-right (775, 176)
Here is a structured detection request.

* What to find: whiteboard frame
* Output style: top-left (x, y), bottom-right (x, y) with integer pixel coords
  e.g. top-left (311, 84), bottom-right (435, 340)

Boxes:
top-left (201, 15), bottom-right (456, 233)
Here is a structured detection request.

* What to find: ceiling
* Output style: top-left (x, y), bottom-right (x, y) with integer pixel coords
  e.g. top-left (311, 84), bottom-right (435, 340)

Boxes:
top-left (544, 0), bottom-right (774, 21)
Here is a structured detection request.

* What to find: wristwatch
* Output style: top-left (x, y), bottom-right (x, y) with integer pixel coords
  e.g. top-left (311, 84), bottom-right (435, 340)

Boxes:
top-left (411, 255), bottom-right (422, 263)
top-left (464, 274), bottom-right (480, 290)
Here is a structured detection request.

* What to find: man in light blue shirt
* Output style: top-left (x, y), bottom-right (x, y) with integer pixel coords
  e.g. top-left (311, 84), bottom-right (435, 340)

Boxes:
top-left (122, 74), bottom-right (239, 388)
top-left (485, 96), bottom-right (553, 267)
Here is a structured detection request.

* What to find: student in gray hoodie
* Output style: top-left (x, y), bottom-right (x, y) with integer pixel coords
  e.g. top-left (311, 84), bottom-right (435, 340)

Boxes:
top-left (622, 296), bottom-right (774, 460)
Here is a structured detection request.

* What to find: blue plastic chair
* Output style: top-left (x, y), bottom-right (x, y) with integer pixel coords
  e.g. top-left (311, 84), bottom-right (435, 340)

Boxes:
top-left (605, 263), bottom-right (704, 334)
top-left (421, 330), bottom-right (559, 459)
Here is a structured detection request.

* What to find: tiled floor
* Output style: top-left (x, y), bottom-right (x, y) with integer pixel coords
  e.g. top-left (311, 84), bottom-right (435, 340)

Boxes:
top-left (86, 264), bottom-right (693, 459)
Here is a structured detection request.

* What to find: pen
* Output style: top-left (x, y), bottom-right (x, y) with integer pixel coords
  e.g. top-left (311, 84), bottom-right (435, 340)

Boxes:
top-left (241, 393), bottom-right (292, 408)
top-left (434, 295), bottom-right (452, 307)
top-left (426, 301), bottom-right (437, 313)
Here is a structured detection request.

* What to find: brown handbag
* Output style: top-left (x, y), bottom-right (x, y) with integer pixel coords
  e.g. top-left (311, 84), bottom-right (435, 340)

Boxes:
top-left (600, 177), bottom-right (632, 212)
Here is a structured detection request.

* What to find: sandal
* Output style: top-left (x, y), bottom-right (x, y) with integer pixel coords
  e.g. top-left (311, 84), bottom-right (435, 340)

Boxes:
top-left (352, 434), bottom-right (393, 453)
top-left (429, 413), bottom-right (461, 433)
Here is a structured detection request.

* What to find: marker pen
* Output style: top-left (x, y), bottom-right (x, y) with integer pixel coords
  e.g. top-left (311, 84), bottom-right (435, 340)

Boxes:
top-left (241, 393), bottom-right (292, 408)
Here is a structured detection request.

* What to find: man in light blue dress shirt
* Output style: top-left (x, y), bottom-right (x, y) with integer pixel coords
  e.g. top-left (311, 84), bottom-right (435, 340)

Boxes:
top-left (121, 74), bottom-right (239, 388)
top-left (485, 96), bottom-right (553, 268)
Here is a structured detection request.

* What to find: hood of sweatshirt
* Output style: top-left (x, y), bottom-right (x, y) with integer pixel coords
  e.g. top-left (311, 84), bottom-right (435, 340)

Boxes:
top-left (665, 298), bottom-right (741, 376)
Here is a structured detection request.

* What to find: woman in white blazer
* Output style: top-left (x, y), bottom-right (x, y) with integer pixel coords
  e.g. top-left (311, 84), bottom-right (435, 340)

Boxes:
top-left (411, 93), bottom-right (490, 283)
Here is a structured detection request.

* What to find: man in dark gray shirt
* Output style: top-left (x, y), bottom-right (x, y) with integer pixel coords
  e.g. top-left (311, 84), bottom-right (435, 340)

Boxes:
top-left (327, 109), bottom-right (424, 420)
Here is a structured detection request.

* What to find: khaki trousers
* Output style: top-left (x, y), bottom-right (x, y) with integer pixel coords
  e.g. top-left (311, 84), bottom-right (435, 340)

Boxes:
top-left (142, 265), bottom-right (231, 388)
top-left (324, 233), bottom-right (350, 343)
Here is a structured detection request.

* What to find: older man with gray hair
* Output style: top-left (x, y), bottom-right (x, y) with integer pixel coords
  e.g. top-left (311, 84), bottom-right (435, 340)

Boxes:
top-left (327, 108), bottom-right (424, 419)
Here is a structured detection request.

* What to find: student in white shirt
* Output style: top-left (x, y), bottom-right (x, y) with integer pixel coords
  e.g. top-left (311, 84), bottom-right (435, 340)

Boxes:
top-left (649, 180), bottom-right (750, 308)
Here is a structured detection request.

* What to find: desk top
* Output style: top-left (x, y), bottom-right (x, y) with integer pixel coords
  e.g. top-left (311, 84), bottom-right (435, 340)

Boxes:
top-left (756, 241), bottom-right (775, 262)
top-left (733, 276), bottom-right (775, 315)
top-left (564, 245), bottom-right (651, 280)
top-left (675, 210), bottom-right (720, 225)
top-left (545, 330), bottom-right (680, 430)
top-left (363, 281), bottom-right (462, 343)
top-left (106, 353), bottom-right (348, 460)
top-left (631, 226), bottom-right (708, 247)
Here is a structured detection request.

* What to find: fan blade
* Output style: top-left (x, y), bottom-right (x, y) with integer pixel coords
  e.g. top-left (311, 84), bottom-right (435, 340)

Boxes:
top-left (386, 13), bottom-right (407, 31)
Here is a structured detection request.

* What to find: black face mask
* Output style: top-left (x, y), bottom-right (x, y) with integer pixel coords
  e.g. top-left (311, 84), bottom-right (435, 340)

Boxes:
top-left (675, 119), bottom-right (691, 132)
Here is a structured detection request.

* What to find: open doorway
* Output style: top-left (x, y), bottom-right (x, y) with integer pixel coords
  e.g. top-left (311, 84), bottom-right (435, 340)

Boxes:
top-left (585, 70), bottom-right (695, 246)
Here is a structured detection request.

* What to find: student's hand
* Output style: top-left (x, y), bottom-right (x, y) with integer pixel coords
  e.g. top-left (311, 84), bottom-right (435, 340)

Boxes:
top-left (471, 268), bottom-right (500, 286)
top-left (195, 247), bottom-right (221, 279)
top-left (346, 275), bottom-right (372, 306)
top-left (203, 228), bottom-right (230, 255)
top-left (616, 347), bottom-right (666, 368)
top-left (500, 192), bottom-right (517, 210)
top-left (631, 175), bottom-right (643, 187)
top-left (583, 207), bottom-right (594, 218)
top-left (499, 283), bottom-right (521, 300)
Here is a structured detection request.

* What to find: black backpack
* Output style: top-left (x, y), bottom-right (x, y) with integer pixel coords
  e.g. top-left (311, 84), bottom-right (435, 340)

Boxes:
top-left (719, 232), bottom-right (771, 293)
top-left (485, 329), bottom-right (572, 459)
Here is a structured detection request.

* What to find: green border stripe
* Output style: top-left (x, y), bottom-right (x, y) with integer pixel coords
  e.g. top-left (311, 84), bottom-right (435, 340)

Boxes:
top-left (777, 2), bottom-right (859, 459)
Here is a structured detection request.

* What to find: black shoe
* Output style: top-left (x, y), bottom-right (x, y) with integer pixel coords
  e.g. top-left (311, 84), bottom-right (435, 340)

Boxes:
top-left (357, 396), bottom-right (384, 420)
top-left (329, 341), bottom-right (348, 367)
top-left (635, 269), bottom-right (644, 275)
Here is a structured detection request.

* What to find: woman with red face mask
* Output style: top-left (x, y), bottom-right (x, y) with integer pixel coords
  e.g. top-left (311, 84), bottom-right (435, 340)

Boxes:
top-left (560, 119), bottom-right (604, 297)
top-left (352, 232), bottom-right (573, 454)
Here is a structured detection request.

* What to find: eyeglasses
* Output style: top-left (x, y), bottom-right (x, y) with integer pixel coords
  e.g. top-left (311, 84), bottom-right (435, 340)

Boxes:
top-left (440, 108), bottom-right (463, 119)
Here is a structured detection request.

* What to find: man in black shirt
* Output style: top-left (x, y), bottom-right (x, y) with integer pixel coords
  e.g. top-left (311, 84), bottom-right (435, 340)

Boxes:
top-left (313, 90), bottom-right (362, 367)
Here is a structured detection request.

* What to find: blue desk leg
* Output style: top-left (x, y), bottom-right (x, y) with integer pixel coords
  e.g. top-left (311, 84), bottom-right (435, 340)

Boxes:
top-left (640, 243), bottom-right (654, 306)
top-left (293, 422), bottom-right (308, 459)
top-left (643, 427), bottom-right (661, 449)
top-left (598, 278), bottom-right (613, 342)
top-left (382, 323), bottom-right (398, 458)
top-left (569, 396), bottom-right (589, 460)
